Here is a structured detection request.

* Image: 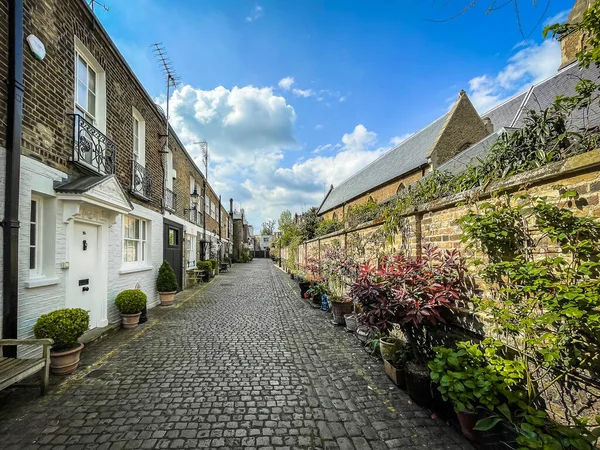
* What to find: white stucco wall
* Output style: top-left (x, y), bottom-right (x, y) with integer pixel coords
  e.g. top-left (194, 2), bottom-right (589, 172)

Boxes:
top-left (107, 203), bottom-right (163, 324)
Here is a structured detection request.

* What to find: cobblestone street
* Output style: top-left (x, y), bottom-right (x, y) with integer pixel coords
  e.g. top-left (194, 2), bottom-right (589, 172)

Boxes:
top-left (0, 259), bottom-right (472, 450)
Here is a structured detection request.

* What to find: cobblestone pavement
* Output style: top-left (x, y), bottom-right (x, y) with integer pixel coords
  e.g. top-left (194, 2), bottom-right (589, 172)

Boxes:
top-left (0, 259), bottom-right (472, 450)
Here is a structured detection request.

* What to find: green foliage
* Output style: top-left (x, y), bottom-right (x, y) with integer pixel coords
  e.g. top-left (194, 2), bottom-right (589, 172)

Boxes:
top-left (208, 259), bottom-right (218, 271)
top-left (197, 260), bottom-right (212, 274)
top-left (429, 340), bottom-right (525, 414)
top-left (278, 209), bottom-right (302, 247)
top-left (315, 219), bottom-right (343, 237)
top-left (240, 247), bottom-right (252, 263)
top-left (345, 198), bottom-right (381, 228)
top-left (157, 260), bottom-right (178, 292)
top-left (544, 0), bottom-right (600, 69)
top-left (260, 219), bottom-right (276, 235)
top-left (114, 289), bottom-right (147, 315)
top-left (299, 207), bottom-right (320, 241)
top-left (33, 308), bottom-right (89, 352)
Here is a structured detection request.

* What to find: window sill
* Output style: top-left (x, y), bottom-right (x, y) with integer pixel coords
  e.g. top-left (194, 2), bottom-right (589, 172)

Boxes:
top-left (24, 276), bottom-right (60, 289)
top-left (119, 265), bottom-right (154, 275)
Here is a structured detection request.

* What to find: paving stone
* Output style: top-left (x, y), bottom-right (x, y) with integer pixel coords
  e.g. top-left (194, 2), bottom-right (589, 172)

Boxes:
top-left (0, 260), bottom-right (473, 449)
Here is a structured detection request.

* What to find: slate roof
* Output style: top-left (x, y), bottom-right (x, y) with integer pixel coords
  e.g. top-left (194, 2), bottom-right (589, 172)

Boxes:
top-left (318, 62), bottom-right (600, 214)
top-left (318, 113), bottom-right (449, 214)
top-left (55, 175), bottom-right (114, 193)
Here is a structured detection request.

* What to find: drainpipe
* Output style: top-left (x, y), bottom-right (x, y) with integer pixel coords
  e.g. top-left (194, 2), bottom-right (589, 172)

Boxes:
top-left (2, 0), bottom-right (24, 358)
top-left (202, 180), bottom-right (206, 260)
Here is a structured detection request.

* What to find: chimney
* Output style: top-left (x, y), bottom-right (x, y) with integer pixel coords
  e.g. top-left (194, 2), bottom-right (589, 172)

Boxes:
top-left (229, 198), bottom-right (233, 215)
top-left (482, 117), bottom-right (493, 135)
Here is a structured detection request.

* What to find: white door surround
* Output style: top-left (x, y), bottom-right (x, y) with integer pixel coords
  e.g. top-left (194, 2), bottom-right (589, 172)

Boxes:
top-left (56, 175), bottom-right (133, 329)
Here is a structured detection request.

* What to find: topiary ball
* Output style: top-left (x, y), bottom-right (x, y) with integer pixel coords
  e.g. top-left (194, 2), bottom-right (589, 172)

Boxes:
top-left (114, 289), bottom-right (147, 315)
top-left (33, 308), bottom-right (89, 352)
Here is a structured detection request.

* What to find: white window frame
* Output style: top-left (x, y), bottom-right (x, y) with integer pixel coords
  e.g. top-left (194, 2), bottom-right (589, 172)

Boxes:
top-left (29, 195), bottom-right (43, 276)
top-left (122, 215), bottom-right (148, 266)
top-left (166, 150), bottom-right (174, 190)
top-left (186, 234), bottom-right (197, 269)
top-left (132, 107), bottom-right (146, 167)
top-left (74, 37), bottom-right (106, 133)
top-left (211, 201), bottom-right (216, 219)
top-left (205, 194), bottom-right (210, 215)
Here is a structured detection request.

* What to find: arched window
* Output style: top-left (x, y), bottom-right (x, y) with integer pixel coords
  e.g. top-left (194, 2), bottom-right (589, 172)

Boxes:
top-left (396, 183), bottom-right (405, 194)
top-left (332, 212), bottom-right (338, 221)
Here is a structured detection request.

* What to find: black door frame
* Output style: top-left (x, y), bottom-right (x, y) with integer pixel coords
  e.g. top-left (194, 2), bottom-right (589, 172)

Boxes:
top-left (163, 218), bottom-right (184, 292)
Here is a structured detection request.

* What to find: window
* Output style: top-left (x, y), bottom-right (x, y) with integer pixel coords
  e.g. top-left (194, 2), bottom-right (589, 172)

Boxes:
top-left (165, 150), bottom-right (174, 190)
top-left (123, 216), bottom-right (147, 264)
top-left (168, 228), bottom-right (179, 247)
top-left (186, 234), bottom-right (197, 269)
top-left (29, 197), bottom-right (42, 274)
top-left (75, 53), bottom-right (97, 125)
top-left (205, 195), bottom-right (210, 215)
top-left (211, 201), bottom-right (216, 219)
top-left (132, 108), bottom-right (146, 166)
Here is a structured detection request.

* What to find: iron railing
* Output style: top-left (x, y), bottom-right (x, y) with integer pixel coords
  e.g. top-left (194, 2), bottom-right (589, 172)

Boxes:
top-left (164, 187), bottom-right (177, 212)
top-left (70, 114), bottom-right (116, 175)
top-left (131, 161), bottom-right (152, 199)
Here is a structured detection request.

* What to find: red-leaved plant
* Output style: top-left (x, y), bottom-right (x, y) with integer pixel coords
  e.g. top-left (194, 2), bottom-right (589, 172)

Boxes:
top-left (349, 245), bottom-right (466, 332)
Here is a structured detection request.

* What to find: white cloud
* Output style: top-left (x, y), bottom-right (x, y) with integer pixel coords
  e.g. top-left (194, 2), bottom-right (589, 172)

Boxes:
top-left (246, 5), bottom-right (263, 22)
top-left (389, 133), bottom-right (414, 146)
top-left (468, 39), bottom-right (561, 112)
top-left (544, 10), bottom-right (570, 26)
top-left (278, 76), bottom-right (294, 90)
top-left (314, 124), bottom-right (324, 130)
top-left (341, 124), bottom-right (377, 152)
top-left (293, 88), bottom-right (315, 97)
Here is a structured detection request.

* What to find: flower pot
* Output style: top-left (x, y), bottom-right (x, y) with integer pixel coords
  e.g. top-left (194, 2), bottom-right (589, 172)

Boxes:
top-left (384, 360), bottom-right (406, 388)
top-left (299, 281), bottom-right (310, 298)
top-left (405, 361), bottom-right (434, 407)
top-left (457, 412), bottom-right (479, 441)
top-left (345, 314), bottom-right (358, 332)
top-left (290, 273), bottom-right (295, 280)
top-left (379, 337), bottom-right (398, 361)
top-left (50, 344), bottom-right (84, 375)
top-left (357, 326), bottom-right (374, 343)
top-left (331, 301), bottom-right (353, 324)
top-left (121, 312), bottom-right (142, 329)
top-left (159, 291), bottom-right (176, 306)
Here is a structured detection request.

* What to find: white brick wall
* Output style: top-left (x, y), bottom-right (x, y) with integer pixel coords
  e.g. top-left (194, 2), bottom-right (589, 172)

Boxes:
top-left (107, 203), bottom-right (163, 324)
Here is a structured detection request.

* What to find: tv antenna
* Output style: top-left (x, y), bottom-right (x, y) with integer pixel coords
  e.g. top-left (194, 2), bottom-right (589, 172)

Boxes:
top-left (153, 43), bottom-right (180, 156)
top-left (195, 141), bottom-right (209, 181)
top-left (88, 0), bottom-right (109, 12)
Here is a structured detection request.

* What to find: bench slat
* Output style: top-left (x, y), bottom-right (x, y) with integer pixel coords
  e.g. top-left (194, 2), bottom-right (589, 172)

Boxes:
top-left (0, 359), bottom-right (45, 390)
top-left (0, 358), bottom-right (25, 375)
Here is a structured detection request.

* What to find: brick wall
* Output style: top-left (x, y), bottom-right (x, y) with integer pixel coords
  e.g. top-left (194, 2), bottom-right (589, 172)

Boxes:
top-left (283, 149), bottom-right (600, 422)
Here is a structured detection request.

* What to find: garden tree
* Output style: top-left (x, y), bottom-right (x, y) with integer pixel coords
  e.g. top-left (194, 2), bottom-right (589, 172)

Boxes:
top-left (260, 219), bottom-right (275, 235)
top-left (299, 207), bottom-right (320, 241)
top-left (277, 210), bottom-right (300, 247)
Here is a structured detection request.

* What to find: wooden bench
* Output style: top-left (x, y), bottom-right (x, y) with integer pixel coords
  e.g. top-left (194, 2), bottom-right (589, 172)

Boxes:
top-left (220, 263), bottom-right (229, 272)
top-left (187, 269), bottom-right (208, 283)
top-left (0, 339), bottom-right (53, 395)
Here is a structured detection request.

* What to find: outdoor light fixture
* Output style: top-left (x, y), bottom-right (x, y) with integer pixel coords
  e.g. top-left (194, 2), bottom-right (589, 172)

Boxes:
top-left (184, 187), bottom-right (200, 213)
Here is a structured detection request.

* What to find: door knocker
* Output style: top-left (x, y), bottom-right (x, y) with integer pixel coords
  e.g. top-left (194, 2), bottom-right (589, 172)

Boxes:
top-left (83, 240), bottom-right (88, 251)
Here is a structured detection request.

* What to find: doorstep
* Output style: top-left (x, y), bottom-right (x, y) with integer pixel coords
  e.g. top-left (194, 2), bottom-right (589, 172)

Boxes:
top-left (78, 323), bottom-right (120, 346)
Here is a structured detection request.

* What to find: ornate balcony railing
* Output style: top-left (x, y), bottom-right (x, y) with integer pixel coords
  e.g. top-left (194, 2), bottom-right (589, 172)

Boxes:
top-left (164, 187), bottom-right (177, 212)
top-left (131, 161), bottom-right (152, 200)
top-left (70, 114), bottom-right (116, 175)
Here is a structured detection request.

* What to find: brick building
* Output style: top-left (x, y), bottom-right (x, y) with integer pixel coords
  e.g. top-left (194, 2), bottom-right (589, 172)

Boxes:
top-left (0, 0), bottom-right (232, 352)
top-left (318, 0), bottom-right (599, 221)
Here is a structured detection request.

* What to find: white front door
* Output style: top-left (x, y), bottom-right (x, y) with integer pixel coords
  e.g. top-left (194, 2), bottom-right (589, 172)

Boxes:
top-left (68, 221), bottom-right (103, 329)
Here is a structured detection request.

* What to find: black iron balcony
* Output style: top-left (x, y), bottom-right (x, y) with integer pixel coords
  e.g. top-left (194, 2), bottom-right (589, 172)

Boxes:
top-left (69, 114), bottom-right (116, 175)
top-left (131, 161), bottom-right (152, 200)
top-left (164, 187), bottom-right (177, 212)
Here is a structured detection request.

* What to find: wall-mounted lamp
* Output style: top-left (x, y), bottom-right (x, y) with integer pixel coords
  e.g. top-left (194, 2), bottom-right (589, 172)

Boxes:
top-left (184, 187), bottom-right (200, 213)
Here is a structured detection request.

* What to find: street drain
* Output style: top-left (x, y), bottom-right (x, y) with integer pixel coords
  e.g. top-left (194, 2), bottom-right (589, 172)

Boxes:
top-left (87, 369), bottom-right (109, 378)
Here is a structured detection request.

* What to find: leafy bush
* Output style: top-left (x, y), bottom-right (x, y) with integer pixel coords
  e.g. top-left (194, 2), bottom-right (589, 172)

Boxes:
top-left (429, 340), bottom-right (525, 414)
top-left (197, 260), bottom-right (212, 274)
top-left (304, 280), bottom-right (328, 299)
top-left (114, 289), bottom-right (147, 314)
top-left (33, 308), bottom-right (89, 352)
top-left (208, 259), bottom-right (218, 271)
top-left (315, 219), bottom-right (343, 237)
top-left (157, 260), bottom-right (178, 292)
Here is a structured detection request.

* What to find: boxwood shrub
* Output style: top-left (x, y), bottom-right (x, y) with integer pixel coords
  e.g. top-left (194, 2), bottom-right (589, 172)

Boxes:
top-left (157, 260), bottom-right (178, 293)
top-left (33, 308), bottom-right (89, 352)
top-left (114, 289), bottom-right (147, 314)
top-left (197, 260), bottom-right (212, 274)
top-left (208, 259), bottom-right (218, 271)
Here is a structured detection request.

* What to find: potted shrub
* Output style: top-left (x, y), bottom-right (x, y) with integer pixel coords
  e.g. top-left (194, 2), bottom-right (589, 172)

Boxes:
top-left (330, 296), bottom-right (353, 325)
top-left (429, 341), bottom-right (525, 441)
top-left (384, 340), bottom-right (410, 387)
top-left (305, 281), bottom-right (327, 308)
top-left (208, 258), bottom-right (218, 277)
top-left (197, 261), bottom-right (212, 282)
top-left (33, 308), bottom-right (89, 375)
top-left (115, 289), bottom-right (147, 329)
top-left (157, 260), bottom-right (178, 306)
top-left (379, 336), bottom-right (399, 360)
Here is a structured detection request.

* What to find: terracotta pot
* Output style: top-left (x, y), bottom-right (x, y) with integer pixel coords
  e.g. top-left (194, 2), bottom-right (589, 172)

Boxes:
top-left (379, 337), bottom-right (399, 361)
top-left (159, 291), bottom-right (175, 306)
top-left (121, 312), bottom-right (142, 329)
top-left (331, 301), bottom-right (352, 317)
top-left (345, 314), bottom-right (358, 332)
top-left (50, 344), bottom-right (84, 375)
top-left (384, 360), bottom-right (406, 388)
top-left (457, 412), bottom-right (479, 441)
top-left (405, 362), bottom-right (434, 407)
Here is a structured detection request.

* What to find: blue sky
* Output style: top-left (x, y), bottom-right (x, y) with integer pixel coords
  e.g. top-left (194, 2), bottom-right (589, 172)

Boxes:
top-left (93, 0), bottom-right (573, 229)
